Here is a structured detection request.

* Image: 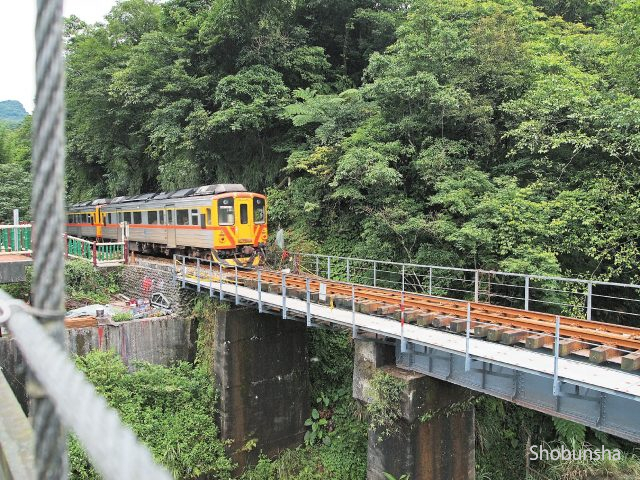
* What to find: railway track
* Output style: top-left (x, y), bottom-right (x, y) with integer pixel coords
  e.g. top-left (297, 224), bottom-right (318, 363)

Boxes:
top-left (141, 255), bottom-right (640, 370)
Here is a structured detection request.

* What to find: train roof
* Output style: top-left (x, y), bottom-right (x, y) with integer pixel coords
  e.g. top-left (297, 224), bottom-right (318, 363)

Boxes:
top-left (67, 184), bottom-right (250, 211)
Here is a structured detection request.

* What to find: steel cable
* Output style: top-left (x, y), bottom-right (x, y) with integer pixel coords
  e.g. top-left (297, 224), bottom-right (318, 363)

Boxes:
top-left (31, 0), bottom-right (67, 477)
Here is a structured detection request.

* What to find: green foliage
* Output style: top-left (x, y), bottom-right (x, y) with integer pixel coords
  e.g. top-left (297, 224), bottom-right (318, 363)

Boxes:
top-left (552, 417), bottom-right (587, 446)
top-left (191, 295), bottom-right (227, 376)
top-left (383, 473), bottom-right (409, 480)
top-left (69, 350), bottom-right (234, 479)
top-left (365, 371), bottom-right (404, 441)
top-left (303, 407), bottom-right (329, 446)
top-left (64, 260), bottom-right (122, 304)
top-left (112, 312), bottom-right (133, 323)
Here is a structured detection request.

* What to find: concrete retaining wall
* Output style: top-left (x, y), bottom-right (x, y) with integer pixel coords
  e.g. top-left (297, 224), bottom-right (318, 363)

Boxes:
top-left (1, 315), bottom-right (197, 414)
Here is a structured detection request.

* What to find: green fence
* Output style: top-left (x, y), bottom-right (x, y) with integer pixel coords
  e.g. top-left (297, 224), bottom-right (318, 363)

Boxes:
top-left (66, 235), bottom-right (126, 265)
top-left (0, 225), bottom-right (32, 254)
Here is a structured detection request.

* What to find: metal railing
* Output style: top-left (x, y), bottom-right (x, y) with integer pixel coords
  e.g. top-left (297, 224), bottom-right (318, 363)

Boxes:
top-left (65, 235), bottom-right (127, 266)
top-left (0, 225), bottom-right (32, 255)
top-left (286, 252), bottom-right (640, 326)
top-left (173, 254), bottom-right (640, 402)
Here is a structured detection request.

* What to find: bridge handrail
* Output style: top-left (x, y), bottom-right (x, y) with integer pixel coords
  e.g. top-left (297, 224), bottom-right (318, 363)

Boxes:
top-left (290, 251), bottom-right (640, 289)
top-left (282, 252), bottom-right (640, 323)
top-left (0, 291), bottom-right (171, 479)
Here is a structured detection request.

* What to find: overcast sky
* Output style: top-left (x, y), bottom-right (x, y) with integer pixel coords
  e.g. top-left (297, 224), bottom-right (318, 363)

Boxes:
top-left (1, 0), bottom-right (119, 113)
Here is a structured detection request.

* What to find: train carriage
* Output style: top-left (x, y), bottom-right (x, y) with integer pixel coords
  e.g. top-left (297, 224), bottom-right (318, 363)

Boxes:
top-left (66, 184), bottom-right (267, 266)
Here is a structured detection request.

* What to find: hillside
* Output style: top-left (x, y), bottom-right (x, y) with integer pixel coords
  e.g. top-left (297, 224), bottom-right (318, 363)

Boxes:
top-left (0, 100), bottom-right (27, 124)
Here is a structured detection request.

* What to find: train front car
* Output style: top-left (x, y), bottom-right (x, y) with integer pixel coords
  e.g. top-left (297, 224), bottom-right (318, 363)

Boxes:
top-left (210, 186), bottom-right (268, 267)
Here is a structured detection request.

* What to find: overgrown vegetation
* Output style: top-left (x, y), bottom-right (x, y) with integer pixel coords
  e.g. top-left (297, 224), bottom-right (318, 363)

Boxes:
top-left (1, 261), bottom-right (121, 305)
top-left (111, 312), bottom-right (133, 323)
top-left (64, 261), bottom-right (122, 304)
top-left (69, 350), bottom-right (234, 479)
top-left (365, 370), bottom-right (404, 441)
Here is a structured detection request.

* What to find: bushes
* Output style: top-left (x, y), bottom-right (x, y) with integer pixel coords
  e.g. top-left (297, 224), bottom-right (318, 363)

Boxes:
top-left (64, 261), bottom-right (121, 304)
top-left (69, 350), bottom-right (234, 479)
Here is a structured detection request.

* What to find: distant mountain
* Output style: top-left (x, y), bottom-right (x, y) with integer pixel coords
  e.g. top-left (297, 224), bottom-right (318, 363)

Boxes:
top-left (0, 100), bottom-right (28, 124)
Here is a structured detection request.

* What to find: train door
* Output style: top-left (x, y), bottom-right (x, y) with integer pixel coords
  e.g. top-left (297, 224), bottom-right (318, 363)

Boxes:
top-left (116, 209), bottom-right (127, 242)
top-left (235, 198), bottom-right (253, 244)
top-left (166, 205), bottom-right (176, 248)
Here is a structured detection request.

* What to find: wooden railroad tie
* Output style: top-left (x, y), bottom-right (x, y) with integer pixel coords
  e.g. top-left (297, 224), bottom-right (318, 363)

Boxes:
top-left (589, 346), bottom-right (618, 365)
top-left (621, 352), bottom-right (640, 372)
top-left (525, 335), bottom-right (553, 350)
top-left (431, 315), bottom-right (456, 328)
top-left (449, 319), bottom-right (474, 333)
top-left (486, 326), bottom-right (509, 342)
top-left (555, 340), bottom-right (586, 357)
top-left (500, 330), bottom-right (528, 345)
top-left (416, 312), bottom-right (439, 327)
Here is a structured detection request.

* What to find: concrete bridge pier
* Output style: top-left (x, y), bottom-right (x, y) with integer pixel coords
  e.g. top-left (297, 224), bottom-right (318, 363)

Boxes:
top-left (353, 339), bottom-right (475, 480)
top-left (213, 307), bottom-right (309, 472)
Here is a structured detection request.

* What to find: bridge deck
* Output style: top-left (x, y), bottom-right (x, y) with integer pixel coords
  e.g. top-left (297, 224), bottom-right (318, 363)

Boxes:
top-left (176, 268), bottom-right (640, 443)
top-left (185, 276), bottom-right (640, 398)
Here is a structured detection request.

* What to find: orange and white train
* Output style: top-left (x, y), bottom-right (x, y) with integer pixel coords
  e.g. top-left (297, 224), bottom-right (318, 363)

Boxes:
top-left (66, 184), bottom-right (267, 266)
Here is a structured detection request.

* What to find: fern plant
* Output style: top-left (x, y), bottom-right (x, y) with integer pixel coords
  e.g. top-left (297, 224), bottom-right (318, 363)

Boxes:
top-left (552, 417), bottom-right (586, 446)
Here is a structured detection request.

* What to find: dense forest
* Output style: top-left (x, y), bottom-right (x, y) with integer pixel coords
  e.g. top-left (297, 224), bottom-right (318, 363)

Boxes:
top-left (61, 0), bottom-right (640, 287)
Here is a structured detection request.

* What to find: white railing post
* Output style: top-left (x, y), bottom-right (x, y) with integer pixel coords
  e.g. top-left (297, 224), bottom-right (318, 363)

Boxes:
top-left (172, 255), bottom-right (177, 284)
top-left (258, 269), bottom-right (263, 313)
top-left (209, 260), bottom-right (213, 298)
top-left (306, 277), bottom-right (311, 327)
top-left (553, 315), bottom-right (561, 396)
top-left (13, 209), bottom-right (19, 251)
top-left (524, 276), bottom-right (530, 311)
top-left (235, 265), bottom-right (239, 305)
top-left (196, 258), bottom-right (201, 293)
top-left (282, 272), bottom-right (287, 319)
top-left (315, 256), bottom-right (319, 276)
top-left (587, 282), bottom-right (593, 321)
top-left (327, 256), bottom-right (331, 280)
top-left (346, 258), bottom-right (350, 283)
top-left (219, 262), bottom-right (224, 301)
top-left (373, 261), bottom-right (377, 287)
top-left (465, 303), bottom-right (471, 371)
top-left (181, 257), bottom-right (186, 288)
top-left (474, 270), bottom-right (479, 302)
top-left (351, 284), bottom-right (356, 338)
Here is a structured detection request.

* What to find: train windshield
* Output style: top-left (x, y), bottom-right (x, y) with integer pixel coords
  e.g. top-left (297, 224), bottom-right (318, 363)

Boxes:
top-left (218, 198), bottom-right (234, 225)
top-left (253, 197), bottom-right (265, 224)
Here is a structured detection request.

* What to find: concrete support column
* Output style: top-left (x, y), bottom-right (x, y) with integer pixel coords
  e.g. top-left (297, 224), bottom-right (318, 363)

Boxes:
top-left (353, 338), bottom-right (475, 480)
top-left (213, 307), bottom-right (309, 472)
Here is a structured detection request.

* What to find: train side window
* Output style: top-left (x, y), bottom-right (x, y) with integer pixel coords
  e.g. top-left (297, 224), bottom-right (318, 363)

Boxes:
top-left (253, 198), bottom-right (265, 224)
top-left (191, 209), bottom-right (199, 226)
top-left (124, 212), bottom-right (132, 224)
top-left (240, 204), bottom-right (248, 224)
top-left (148, 211), bottom-right (158, 224)
top-left (133, 211), bottom-right (142, 224)
top-left (206, 208), bottom-right (212, 225)
top-left (218, 198), bottom-right (234, 225)
top-left (167, 210), bottom-right (173, 224)
top-left (176, 209), bottom-right (189, 225)
top-left (158, 211), bottom-right (164, 225)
